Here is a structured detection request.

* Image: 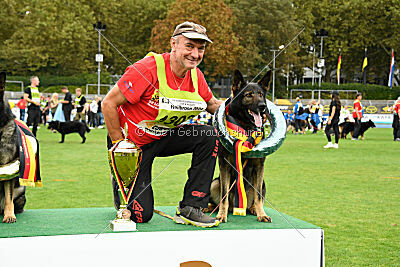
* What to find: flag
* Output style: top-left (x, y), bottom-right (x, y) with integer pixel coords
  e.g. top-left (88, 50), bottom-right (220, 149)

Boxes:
top-left (337, 50), bottom-right (342, 85)
top-left (388, 49), bottom-right (395, 88)
top-left (362, 48), bottom-right (368, 85)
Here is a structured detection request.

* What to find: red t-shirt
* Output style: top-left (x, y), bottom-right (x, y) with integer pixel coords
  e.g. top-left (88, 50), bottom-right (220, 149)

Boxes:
top-left (116, 53), bottom-right (213, 147)
top-left (17, 99), bottom-right (26, 109)
top-left (353, 100), bottom-right (362, 119)
top-left (394, 103), bottom-right (400, 115)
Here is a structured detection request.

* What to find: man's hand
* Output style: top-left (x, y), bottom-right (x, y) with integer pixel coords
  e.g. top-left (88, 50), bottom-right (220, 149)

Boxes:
top-left (206, 96), bottom-right (223, 114)
top-left (327, 118), bottom-right (332, 125)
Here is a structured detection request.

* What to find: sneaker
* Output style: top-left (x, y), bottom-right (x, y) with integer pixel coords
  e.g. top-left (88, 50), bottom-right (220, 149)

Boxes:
top-left (324, 142), bottom-right (334, 149)
top-left (175, 206), bottom-right (219, 228)
top-left (395, 138), bottom-right (400, 141)
top-left (333, 143), bottom-right (339, 149)
top-left (351, 137), bottom-right (358, 141)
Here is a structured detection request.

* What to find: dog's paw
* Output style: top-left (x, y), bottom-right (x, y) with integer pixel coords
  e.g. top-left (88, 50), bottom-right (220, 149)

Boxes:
top-left (257, 215), bottom-right (272, 223)
top-left (248, 205), bottom-right (257, 216)
top-left (216, 212), bottom-right (228, 223)
top-left (3, 214), bottom-right (17, 223)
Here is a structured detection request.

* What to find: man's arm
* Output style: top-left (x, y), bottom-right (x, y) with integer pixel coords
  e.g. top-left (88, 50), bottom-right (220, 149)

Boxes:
top-left (102, 85), bottom-right (128, 142)
top-left (24, 92), bottom-right (39, 106)
top-left (206, 96), bottom-right (223, 114)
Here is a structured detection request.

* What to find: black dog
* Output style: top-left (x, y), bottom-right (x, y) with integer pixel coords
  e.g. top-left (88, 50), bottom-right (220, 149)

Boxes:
top-left (340, 119), bottom-right (376, 140)
top-left (48, 120), bottom-right (90, 143)
top-left (206, 69), bottom-right (272, 223)
top-left (0, 72), bottom-right (26, 223)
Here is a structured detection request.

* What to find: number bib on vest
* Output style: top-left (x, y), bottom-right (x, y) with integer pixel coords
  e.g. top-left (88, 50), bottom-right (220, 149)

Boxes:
top-left (134, 52), bottom-right (206, 136)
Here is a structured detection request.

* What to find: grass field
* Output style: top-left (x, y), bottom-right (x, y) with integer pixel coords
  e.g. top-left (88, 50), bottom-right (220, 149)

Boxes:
top-left (24, 126), bottom-right (399, 266)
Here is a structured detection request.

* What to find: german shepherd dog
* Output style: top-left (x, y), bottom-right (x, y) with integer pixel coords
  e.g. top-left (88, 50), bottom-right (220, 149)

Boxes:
top-left (48, 120), bottom-right (90, 143)
top-left (207, 70), bottom-right (272, 223)
top-left (0, 72), bottom-right (26, 223)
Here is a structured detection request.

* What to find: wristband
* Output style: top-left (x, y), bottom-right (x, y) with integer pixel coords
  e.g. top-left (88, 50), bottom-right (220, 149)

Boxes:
top-left (112, 138), bottom-right (123, 144)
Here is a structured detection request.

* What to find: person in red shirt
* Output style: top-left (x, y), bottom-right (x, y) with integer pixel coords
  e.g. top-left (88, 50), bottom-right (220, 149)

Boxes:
top-left (391, 97), bottom-right (400, 141)
top-left (16, 96), bottom-right (26, 121)
top-left (352, 93), bottom-right (363, 140)
top-left (102, 22), bottom-right (222, 227)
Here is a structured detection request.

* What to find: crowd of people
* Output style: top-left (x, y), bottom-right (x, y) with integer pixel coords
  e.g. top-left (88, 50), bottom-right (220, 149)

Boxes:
top-left (16, 76), bottom-right (105, 136)
top-left (282, 92), bottom-right (400, 148)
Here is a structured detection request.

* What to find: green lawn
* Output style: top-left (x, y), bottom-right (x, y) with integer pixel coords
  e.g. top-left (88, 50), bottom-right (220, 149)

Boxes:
top-left (25, 126), bottom-right (399, 266)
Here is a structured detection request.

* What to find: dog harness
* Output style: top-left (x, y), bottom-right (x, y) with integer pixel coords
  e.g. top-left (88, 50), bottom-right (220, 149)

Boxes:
top-left (0, 119), bottom-right (42, 187)
top-left (225, 103), bottom-right (263, 216)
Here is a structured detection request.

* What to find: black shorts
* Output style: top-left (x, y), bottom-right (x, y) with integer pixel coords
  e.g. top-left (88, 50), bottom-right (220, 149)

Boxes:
top-left (27, 108), bottom-right (41, 125)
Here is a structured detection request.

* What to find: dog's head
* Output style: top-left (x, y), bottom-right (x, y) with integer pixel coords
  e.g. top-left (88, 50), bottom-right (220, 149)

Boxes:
top-left (48, 121), bottom-right (58, 131)
top-left (367, 119), bottom-right (376, 128)
top-left (228, 69), bottom-right (272, 130)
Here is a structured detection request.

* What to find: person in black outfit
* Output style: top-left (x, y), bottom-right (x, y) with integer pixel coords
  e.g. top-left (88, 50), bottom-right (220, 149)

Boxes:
top-left (24, 76), bottom-right (41, 137)
top-left (60, 86), bottom-right (73, 121)
top-left (324, 91), bottom-right (341, 149)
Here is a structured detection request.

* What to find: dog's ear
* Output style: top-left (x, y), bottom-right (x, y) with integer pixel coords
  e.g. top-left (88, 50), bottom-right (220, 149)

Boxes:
top-left (232, 70), bottom-right (245, 95)
top-left (258, 70), bottom-right (272, 91)
top-left (0, 72), bottom-right (6, 91)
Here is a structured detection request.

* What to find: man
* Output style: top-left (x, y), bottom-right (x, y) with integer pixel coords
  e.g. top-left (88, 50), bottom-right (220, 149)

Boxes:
top-left (293, 97), bottom-right (304, 134)
top-left (352, 93), bottom-right (363, 140)
top-left (40, 95), bottom-right (49, 125)
top-left (74, 88), bottom-right (87, 122)
top-left (24, 76), bottom-right (41, 136)
top-left (102, 21), bottom-right (222, 227)
top-left (60, 86), bottom-right (73, 121)
top-left (390, 97), bottom-right (400, 141)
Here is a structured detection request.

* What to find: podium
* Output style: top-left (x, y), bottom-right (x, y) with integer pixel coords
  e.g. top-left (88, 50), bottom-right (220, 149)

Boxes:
top-left (0, 207), bottom-right (324, 267)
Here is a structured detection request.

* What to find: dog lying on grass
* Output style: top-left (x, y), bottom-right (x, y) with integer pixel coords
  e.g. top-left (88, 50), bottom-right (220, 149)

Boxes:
top-left (0, 72), bottom-right (27, 223)
top-left (48, 120), bottom-right (90, 143)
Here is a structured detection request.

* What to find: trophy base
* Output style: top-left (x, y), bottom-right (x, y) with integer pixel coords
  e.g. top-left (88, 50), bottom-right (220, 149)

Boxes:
top-left (110, 219), bottom-right (137, 232)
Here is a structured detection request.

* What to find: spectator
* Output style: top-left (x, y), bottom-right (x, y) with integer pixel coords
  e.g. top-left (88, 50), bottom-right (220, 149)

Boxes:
top-left (284, 110), bottom-right (293, 126)
top-left (339, 105), bottom-right (352, 124)
top-left (40, 95), bottom-right (49, 125)
top-left (89, 96), bottom-right (99, 128)
top-left (293, 97), bottom-right (304, 134)
top-left (60, 86), bottom-right (73, 121)
top-left (324, 91), bottom-right (341, 149)
top-left (309, 99), bottom-right (321, 134)
top-left (50, 93), bottom-right (59, 118)
top-left (24, 76), bottom-right (41, 137)
top-left (97, 96), bottom-right (103, 127)
top-left (389, 97), bottom-right (400, 141)
top-left (16, 96), bottom-right (26, 121)
top-left (74, 88), bottom-right (87, 123)
top-left (352, 93), bottom-right (363, 140)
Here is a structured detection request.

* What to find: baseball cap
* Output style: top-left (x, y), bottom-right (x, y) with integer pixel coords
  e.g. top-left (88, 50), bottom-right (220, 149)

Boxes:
top-left (172, 21), bottom-right (213, 43)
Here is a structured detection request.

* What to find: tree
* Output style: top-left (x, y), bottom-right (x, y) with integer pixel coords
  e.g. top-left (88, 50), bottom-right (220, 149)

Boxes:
top-left (150, 0), bottom-right (241, 80)
top-left (228, 0), bottom-right (304, 81)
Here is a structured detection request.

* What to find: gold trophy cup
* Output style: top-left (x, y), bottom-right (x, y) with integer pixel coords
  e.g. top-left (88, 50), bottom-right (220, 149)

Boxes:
top-left (108, 137), bottom-right (142, 232)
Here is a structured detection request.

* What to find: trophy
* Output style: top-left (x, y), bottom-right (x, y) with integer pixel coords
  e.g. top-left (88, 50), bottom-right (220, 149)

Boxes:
top-left (108, 125), bottom-right (142, 231)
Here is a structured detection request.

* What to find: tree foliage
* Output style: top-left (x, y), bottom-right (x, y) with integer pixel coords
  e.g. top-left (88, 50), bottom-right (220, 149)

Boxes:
top-left (150, 0), bottom-right (241, 80)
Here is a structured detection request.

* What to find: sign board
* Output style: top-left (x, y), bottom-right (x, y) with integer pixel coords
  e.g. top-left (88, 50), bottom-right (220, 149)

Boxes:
top-left (317, 59), bottom-right (325, 68)
top-left (95, 54), bottom-right (103, 62)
